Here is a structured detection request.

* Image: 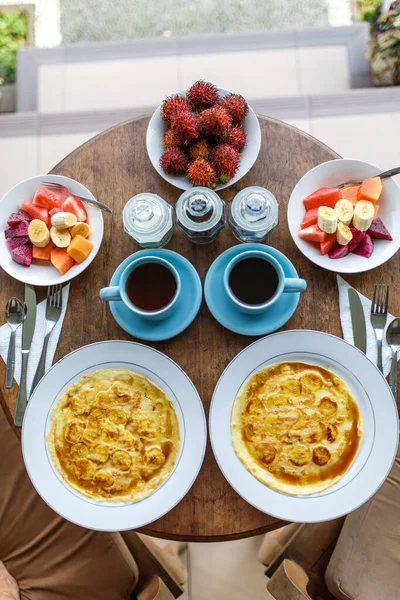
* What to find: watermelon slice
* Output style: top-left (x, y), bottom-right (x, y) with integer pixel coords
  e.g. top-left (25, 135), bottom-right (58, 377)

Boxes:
top-left (4, 221), bottom-right (30, 238)
top-left (349, 228), bottom-right (366, 252)
top-left (298, 224), bottom-right (327, 243)
top-left (320, 233), bottom-right (337, 256)
top-left (367, 218), bottom-right (392, 241)
top-left (303, 188), bottom-right (341, 211)
top-left (11, 241), bottom-right (33, 267)
top-left (328, 244), bottom-right (350, 259)
top-left (33, 186), bottom-right (63, 210)
top-left (20, 200), bottom-right (49, 225)
top-left (352, 234), bottom-right (374, 258)
top-left (49, 207), bottom-right (61, 217)
top-left (7, 210), bottom-right (32, 227)
top-left (62, 196), bottom-right (88, 222)
top-left (300, 208), bottom-right (319, 230)
top-left (7, 236), bottom-right (29, 252)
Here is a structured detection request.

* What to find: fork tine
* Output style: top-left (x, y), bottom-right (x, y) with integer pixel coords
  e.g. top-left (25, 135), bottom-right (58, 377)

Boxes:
top-left (57, 284), bottom-right (62, 309)
top-left (384, 286), bottom-right (389, 315)
top-left (46, 285), bottom-right (51, 305)
top-left (379, 285), bottom-right (385, 314)
top-left (371, 285), bottom-right (378, 313)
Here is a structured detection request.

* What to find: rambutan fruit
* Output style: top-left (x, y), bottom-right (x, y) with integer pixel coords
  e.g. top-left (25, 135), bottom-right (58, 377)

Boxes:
top-left (187, 159), bottom-right (217, 189)
top-left (170, 110), bottom-right (200, 144)
top-left (160, 148), bottom-right (189, 176)
top-left (219, 94), bottom-right (248, 124)
top-left (163, 128), bottom-right (181, 149)
top-left (222, 126), bottom-right (246, 152)
top-left (161, 95), bottom-right (191, 124)
top-left (189, 138), bottom-right (211, 161)
top-left (198, 106), bottom-right (232, 137)
top-left (211, 144), bottom-right (240, 183)
top-left (187, 80), bottom-right (218, 110)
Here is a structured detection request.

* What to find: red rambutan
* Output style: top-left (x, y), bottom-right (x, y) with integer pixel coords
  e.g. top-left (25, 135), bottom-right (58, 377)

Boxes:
top-left (219, 94), bottom-right (248, 124)
top-left (187, 159), bottom-right (217, 189)
top-left (222, 126), bottom-right (246, 152)
top-left (163, 128), bottom-right (181, 149)
top-left (161, 95), bottom-right (191, 124)
top-left (160, 148), bottom-right (189, 175)
top-left (170, 110), bottom-right (200, 144)
top-left (198, 106), bottom-right (232, 137)
top-left (189, 138), bottom-right (211, 161)
top-left (187, 80), bottom-right (218, 110)
top-left (211, 144), bottom-right (240, 183)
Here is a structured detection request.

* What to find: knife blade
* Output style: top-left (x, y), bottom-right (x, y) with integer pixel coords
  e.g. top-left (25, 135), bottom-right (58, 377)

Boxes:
top-left (348, 288), bottom-right (367, 353)
top-left (14, 284), bottom-right (37, 426)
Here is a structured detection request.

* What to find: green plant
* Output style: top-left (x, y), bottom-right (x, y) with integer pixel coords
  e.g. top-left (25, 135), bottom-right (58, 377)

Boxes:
top-left (0, 10), bottom-right (28, 85)
top-left (358, 0), bottom-right (382, 23)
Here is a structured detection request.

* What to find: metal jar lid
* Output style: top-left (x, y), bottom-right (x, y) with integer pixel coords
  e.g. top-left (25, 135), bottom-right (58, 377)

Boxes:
top-left (123, 193), bottom-right (174, 247)
top-left (230, 186), bottom-right (279, 234)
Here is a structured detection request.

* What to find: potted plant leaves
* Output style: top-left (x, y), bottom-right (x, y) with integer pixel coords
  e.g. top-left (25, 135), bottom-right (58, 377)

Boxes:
top-left (368, 1), bottom-right (400, 86)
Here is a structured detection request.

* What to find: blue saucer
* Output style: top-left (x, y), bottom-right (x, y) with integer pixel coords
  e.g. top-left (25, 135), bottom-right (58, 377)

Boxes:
top-left (109, 249), bottom-right (202, 342)
top-left (204, 244), bottom-right (301, 336)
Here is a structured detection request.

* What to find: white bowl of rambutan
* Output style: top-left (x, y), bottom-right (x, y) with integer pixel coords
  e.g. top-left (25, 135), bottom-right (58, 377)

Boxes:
top-left (146, 81), bottom-right (261, 191)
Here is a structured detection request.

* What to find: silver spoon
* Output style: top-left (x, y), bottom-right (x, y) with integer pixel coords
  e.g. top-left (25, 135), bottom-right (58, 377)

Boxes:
top-left (5, 298), bottom-right (26, 388)
top-left (386, 318), bottom-right (400, 399)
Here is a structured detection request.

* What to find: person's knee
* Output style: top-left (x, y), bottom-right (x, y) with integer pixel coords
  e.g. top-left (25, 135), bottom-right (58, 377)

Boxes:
top-left (0, 562), bottom-right (19, 600)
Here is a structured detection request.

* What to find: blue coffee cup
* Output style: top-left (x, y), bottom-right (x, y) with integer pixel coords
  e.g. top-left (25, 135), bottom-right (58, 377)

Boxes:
top-left (224, 250), bottom-right (306, 315)
top-left (99, 255), bottom-right (181, 321)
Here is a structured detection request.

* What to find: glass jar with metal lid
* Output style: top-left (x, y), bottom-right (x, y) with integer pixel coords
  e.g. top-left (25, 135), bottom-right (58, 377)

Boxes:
top-left (123, 193), bottom-right (174, 248)
top-left (176, 187), bottom-right (226, 244)
top-left (228, 186), bottom-right (279, 243)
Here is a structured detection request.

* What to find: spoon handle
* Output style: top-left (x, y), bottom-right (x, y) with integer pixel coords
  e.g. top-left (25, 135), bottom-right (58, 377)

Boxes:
top-left (389, 348), bottom-right (398, 399)
top-left (6, 329), bottom-right (16, 389)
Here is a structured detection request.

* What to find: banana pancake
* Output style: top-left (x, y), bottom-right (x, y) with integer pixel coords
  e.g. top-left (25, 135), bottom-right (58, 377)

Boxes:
top-left (47, 368), bottom-right (180, 502)
top-left (231, 362), bottom-right (362, 495)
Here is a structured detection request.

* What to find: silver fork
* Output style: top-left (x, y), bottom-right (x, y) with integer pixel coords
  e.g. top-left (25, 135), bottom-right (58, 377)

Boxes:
top-left (336, 167), bottom-right (400, 190)
top-left (30, 285), bottom-right (63, 395)
top-left (43, 181), bottom-right (112, 214)
top-left (370, 284), bottom-right (389, 373)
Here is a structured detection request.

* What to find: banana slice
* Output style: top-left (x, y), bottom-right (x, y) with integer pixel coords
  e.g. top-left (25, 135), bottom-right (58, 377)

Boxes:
top-left (318, 206), bottom-right (337, 234)
top-left (353, 200), bottom-right (375, 231)
top-left (336, 222), bottom-right (353, 245)
top-left (71, 222), bottom-right (90, 238)
top-left (51, 212), bottom-right (77, 229)
top-left (335, 199), bottom-right (353, 225)
top-left (28, 219), bottom-right (50, 248)
top-left (50, 226), bottom-right (71, 248)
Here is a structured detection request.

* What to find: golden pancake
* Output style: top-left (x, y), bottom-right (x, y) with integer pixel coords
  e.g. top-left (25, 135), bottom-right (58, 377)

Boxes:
top-left (231, 362), bottom-right (362, 495)
top-left (47, 368), bottom-right (180, 502)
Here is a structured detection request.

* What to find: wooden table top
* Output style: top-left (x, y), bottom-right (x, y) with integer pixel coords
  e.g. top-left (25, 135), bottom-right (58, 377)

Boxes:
top-left (2, 114), bottom-right (399, 542)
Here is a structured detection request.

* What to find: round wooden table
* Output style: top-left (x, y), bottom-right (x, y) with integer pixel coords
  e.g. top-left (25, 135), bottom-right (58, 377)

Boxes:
top-left (4, 114), bottom-right (398, 542)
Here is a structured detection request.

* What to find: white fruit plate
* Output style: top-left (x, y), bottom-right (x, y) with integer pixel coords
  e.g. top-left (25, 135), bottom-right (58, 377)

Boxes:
top-left (0, 174), bottom-right (104, 286)
top-left (287, 159), bottom-right (400, 274)
top-left (146, 87), bottom-right (261, 191)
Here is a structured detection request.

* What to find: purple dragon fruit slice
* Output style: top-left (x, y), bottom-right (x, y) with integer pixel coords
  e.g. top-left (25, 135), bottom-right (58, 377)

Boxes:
top-left (7, 236), bottom-right (30, 252)
top-left (7, 210), bottom-right (32, 227)
top-left (352, 234), bottom-right (374, 258)
top-left (328, 243), bottom-right (350, 259)
top-left (367, 218), bottom-right (393, 241)
top-left (5, 220), bottom-right (30, 239)
top-left (11, 241), bottom-right (33, 267)
top-left (348, 227), bottom-right (366, 252)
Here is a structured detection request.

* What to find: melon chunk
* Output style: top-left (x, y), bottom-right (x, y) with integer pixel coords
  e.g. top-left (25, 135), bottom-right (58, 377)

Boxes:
top-left (358, 177), bottom-right (382, 203)
top-left (50, 247), bottom-right (75, 275)
top-left (33, 240), bottom-right (55, 261)
top-left (66, 234), bottom-right (94, 264)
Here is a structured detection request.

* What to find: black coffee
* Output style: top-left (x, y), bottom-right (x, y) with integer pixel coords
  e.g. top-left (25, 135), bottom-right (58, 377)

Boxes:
top-left (228, 257), bottom-right (279, 305)
top-left (126, 263), bottom-right (176, 311)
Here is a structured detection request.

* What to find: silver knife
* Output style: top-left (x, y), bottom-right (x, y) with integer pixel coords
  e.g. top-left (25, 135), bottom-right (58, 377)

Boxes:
top-left (348, 288), bottom-right (367, 353)
top-left (14, 284), bottom-right (37, 426)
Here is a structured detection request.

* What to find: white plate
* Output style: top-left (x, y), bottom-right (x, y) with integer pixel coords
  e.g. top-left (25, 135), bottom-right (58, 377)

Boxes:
top-left (146, 87), bottom-right (261, 191)
top-left (288, 159), bottom-right (400, 273)
top-left (22, 341), bottom-right (207, 531)
top-left (210, 330), bottom-right (398, 523)
top-left (0, 174), bottom-right (104, 286)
